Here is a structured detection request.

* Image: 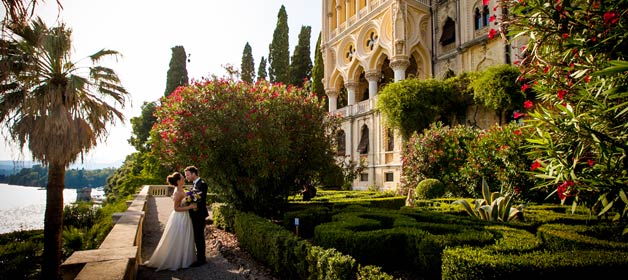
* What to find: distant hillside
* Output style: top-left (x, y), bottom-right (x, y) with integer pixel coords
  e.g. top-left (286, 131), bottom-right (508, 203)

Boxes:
top-left (0, 161), bottom-right (36, 176)
top-left (0, 160), bottom-right (123, 176)
top-left (0, 164), bottom-right (117, 188)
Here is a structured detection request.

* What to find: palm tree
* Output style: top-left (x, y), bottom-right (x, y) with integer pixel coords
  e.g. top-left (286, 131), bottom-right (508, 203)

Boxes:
top-left (0, 18), bottom-right (128, 279)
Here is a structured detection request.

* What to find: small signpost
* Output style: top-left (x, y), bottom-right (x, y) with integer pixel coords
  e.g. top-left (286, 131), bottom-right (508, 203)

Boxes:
top-left (294, 217), bottom-right (299, 236)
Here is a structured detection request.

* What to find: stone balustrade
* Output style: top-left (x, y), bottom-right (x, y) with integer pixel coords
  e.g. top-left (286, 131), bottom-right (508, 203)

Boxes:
top-left (61, 185), bottom-right (172, 280)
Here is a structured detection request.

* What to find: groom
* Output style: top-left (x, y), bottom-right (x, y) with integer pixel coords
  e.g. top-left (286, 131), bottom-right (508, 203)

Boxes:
top-left (184, 165), bottom-right (208, 267)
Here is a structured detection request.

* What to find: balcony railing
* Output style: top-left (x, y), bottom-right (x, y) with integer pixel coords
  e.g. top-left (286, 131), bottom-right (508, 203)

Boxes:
top-left (332, 98), bottom-right (375, 118)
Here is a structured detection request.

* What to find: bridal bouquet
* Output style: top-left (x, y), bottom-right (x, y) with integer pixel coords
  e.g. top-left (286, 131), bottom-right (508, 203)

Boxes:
top-left (184, 189), bottom-right (202, 211)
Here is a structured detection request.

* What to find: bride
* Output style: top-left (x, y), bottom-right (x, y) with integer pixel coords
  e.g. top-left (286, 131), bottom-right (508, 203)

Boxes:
top-left (144, 172), bottom-right (197, 271)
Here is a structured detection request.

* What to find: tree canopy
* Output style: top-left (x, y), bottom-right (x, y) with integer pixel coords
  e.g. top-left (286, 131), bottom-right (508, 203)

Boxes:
top-left (150, 78), bottom-right (339, 217)
top-left (496, 0), bottom-right (628, 223)
top-left (469, 64), bottom-right (524, 124)
top-left (257, 56), bottom-right (268, 81)
top-left (240, 42), bottom-right (255, 83)
top-left (376, 79), bottom-right (451, 139)
top-left (268, 5), bottom-right (290, 84)
top-left (289, 25), bottom-right (312, 87)
top-left (164, 45), bottom-right (189, 96)
top-left (311, 32), bottom-right (326, 102)
top-left (0, 18), bottom-right (128, 279)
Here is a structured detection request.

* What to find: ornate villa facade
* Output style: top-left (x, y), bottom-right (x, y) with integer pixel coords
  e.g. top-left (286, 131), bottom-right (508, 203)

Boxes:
top-left (320, 0), bottom-right (524, 190)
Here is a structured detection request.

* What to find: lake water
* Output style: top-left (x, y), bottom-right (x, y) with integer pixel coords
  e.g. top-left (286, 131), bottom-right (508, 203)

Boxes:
top-left (0, 183), bottom-right (104, 234)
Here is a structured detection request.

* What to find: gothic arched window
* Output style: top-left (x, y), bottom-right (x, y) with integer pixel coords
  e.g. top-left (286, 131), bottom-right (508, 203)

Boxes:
top-left (482, 5), bottom-right (490, 27)
top-left (336, 130), bottom-right (346, 156)
top-left (357, 125), bottom-right (369, 154)
top-left (440, 17), bottom-right (456, 46)
top-left (386, 128), bottom-right (394, 152)
top-left (474, 8), bottom-right (482, 30)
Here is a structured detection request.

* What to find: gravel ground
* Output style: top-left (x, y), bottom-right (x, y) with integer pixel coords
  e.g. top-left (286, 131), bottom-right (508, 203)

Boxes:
top-left (137, 196), bottom-right (278, 280)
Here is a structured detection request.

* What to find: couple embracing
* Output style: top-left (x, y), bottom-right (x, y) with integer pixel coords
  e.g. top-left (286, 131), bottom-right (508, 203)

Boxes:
top-left (144, 166), bottom-right (209, 271)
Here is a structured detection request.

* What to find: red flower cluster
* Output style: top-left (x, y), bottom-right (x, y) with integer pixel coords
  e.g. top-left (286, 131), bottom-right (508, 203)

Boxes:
top-left (557, 89), bottom-right (566, 100)
top-left (603, 11), bottom-right (619, 25)
top-left (557, 180), bottom-right (574, 200)
top-left (530, 160), bottom-right (541, 171)
top-left (488, 29), bottom-right (497, 39)
top-left (524, 100), bottom-right (534, 109)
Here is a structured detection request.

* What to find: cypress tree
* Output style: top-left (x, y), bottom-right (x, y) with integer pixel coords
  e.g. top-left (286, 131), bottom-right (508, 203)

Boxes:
top-left (240, 42), bottom-right (255, 83)
top-left (311, 31), bottom-right (325, 101)
top-left (257, 56), bottom-right (268, 81)
top-left (268, 5), bottom-right (290, 84)
top-left (289, 26), bottom-right (312, 87)
top-left (164, 45), bottom-right (189, 96)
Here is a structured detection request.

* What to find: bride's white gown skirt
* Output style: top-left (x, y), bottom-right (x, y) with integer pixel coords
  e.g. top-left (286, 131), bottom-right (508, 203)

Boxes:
top-left (144, 210), bottom-right (196, 271)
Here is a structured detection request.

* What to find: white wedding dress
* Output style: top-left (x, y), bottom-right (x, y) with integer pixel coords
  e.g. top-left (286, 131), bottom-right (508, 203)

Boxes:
top-left (144, 195), bottom-right (196, 271)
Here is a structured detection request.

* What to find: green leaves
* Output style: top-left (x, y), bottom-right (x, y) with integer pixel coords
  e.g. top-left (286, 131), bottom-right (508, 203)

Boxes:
top-left (150, 78), bottom-right (339, 217)
top-left (453, 178), bottom-right (525, 222)
top-left (505, 0), bottom-right (628, 231)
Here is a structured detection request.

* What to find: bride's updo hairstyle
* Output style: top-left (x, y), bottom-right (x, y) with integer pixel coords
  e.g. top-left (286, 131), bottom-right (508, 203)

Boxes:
top-left (167, 172), bottom-right (183, 186)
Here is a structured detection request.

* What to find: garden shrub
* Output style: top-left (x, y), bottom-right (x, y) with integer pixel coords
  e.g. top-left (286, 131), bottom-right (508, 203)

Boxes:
top-left (537, 224), bottom-right (628, 252)
top-left (415, 178), bottom-right (445, 199)
top-left (212, 203), bottom-right (236, 232)
top-left (282, 206), bottom-right (332, 239)
top-left (499, 0), bottom-right (628, 228)
top-left (442, 247), bottom-right (628, 280)
top-left (314, 207), bottom-right (495, 278)
top-left (151, 79), bottom-right (340, 218)
top-left (402, 122), bottom-right (478, 197)
top-left (0, 230), bottom-right (43, 280)
top-left (234, 210), bottom-right (394, 279)
top-left (461, 122), bottom-right (538, 199)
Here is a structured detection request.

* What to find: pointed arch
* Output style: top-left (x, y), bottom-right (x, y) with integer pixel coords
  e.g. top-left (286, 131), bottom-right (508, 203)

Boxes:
top-left (408, 44), bottom-right (431, 79)
top-left (347, 58), bottom-right (366, 82)
top-left (368, 46), bottom-right (390, 71)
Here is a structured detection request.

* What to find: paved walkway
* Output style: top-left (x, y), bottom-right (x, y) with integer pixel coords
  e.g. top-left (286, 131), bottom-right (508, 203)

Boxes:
top-left (137, 196), bottom-right (248, 280)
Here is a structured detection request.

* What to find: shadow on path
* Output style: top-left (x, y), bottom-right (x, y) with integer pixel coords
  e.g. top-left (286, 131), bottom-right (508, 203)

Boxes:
top-left (137, 196), bottom-right (247, 280)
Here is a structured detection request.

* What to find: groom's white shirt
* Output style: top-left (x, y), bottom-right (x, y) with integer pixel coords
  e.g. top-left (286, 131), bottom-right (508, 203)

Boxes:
top-left (193, 177), bottom-right (200, 188)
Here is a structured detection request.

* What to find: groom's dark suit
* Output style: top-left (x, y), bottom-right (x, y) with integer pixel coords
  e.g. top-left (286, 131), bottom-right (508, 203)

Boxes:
top-left (189, 178), bottom-right (208, 263)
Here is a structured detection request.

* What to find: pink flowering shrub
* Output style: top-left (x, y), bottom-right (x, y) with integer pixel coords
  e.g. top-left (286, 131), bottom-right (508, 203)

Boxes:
top-left (150, 78), bottom-right (339, 217)
top-left (402, 122), bottom-right (477, 197)
top-left (461, 122), bottom-right (538, 199)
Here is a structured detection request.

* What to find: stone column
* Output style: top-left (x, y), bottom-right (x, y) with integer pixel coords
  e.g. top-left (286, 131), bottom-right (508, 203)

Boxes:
top-left (326, 89), bottom-right (338, 112)
top-left (345, 0), bottom-right (350, 23)
top-left (345, 81), bottom-right (358, 105)
top-left (365, 70), bottom-right (381, 99)
top-left (390, 56), bottom-right (410, 81)
top-left (336, 4), bottom-right (342, 29)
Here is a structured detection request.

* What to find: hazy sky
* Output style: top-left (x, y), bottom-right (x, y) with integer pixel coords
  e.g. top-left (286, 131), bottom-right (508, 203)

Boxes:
top-left (0, 0), bottom-right (322, 167)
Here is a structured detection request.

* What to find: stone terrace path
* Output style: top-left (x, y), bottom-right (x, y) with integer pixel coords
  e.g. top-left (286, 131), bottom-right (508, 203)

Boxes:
top-left (137, 196), bottom-right (274, 280)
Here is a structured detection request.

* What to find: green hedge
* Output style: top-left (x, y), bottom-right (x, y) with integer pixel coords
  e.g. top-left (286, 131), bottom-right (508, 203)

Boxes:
top-left (442, 248), bottom-right (628, 279)
top-left (282, 206), bottom-right (332, 239)
top-left (211, 203), bottom-right (236, 232)
top-left (537, 223), bottom-right (628, 251)
top-left (314, 207), bottom-right (496, 278)
top-left (234, 211), bottom-right (394, 279)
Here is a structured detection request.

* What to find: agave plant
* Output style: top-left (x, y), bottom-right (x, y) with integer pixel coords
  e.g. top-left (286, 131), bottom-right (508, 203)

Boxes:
top-left (453, 178), bottom-right (526, 222)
